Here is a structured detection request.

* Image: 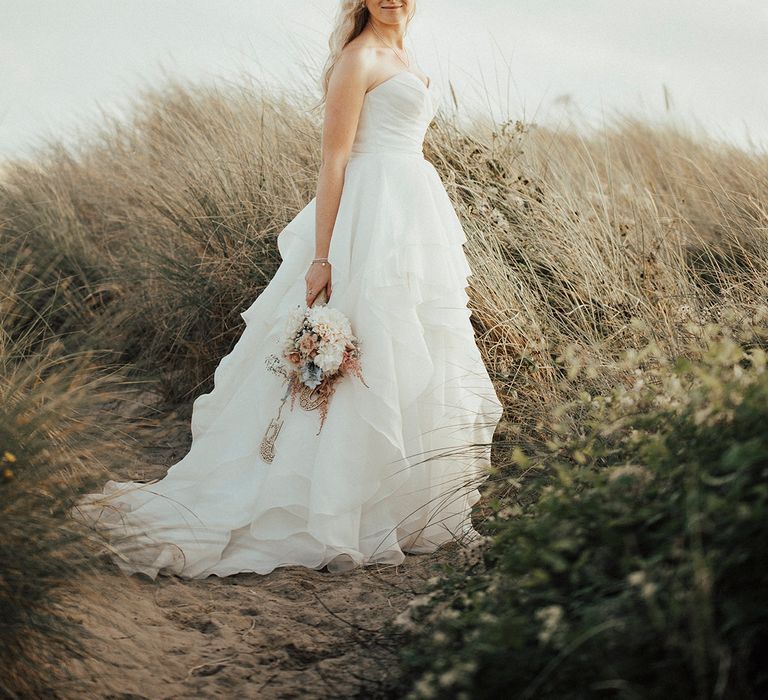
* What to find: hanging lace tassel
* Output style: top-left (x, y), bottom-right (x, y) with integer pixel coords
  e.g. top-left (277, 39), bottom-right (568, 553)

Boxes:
top-left (259, 382), bottom-right (292, 463)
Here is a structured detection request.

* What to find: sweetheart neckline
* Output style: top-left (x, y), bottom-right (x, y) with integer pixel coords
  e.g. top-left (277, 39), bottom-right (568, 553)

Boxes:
top-left (365, 70), bottom-right (432, 98)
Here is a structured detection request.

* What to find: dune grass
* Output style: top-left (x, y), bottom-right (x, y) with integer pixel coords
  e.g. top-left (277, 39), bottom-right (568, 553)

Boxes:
top-left (0, 73), bottom-right (766, 696)
top-left (0, 265), bottom-right (142, 697)
top-left (3, 75), bottom-right (765, 418)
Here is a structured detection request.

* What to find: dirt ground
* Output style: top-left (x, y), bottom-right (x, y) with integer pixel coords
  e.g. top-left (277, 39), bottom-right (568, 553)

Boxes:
top-left (54, 392), bottom-right (458, 699)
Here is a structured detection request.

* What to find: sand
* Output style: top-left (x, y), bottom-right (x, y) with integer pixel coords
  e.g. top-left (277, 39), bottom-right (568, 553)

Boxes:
top-left (54, 391), bottom-right (459, 698)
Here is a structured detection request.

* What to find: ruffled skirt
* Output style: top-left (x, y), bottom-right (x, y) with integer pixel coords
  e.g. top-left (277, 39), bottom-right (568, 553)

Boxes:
top-left (72, 152), bottom-right (504, 579)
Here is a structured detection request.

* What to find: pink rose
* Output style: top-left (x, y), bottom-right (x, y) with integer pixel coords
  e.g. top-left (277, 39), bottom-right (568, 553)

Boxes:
top-left (299, 333), bottom-right (317, 357)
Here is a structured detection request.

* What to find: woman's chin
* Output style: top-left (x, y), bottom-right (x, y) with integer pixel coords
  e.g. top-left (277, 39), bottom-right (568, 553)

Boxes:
top-left (375, 6), bottom-right (407, 22)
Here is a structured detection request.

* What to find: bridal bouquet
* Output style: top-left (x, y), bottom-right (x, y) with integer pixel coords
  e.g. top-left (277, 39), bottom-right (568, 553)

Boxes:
top-left (260, 294), bottom-right (368, 463)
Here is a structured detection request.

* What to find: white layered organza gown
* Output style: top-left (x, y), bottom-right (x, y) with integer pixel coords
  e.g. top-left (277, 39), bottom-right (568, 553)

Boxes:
top-left (73, 71), bottom-right (504, 578)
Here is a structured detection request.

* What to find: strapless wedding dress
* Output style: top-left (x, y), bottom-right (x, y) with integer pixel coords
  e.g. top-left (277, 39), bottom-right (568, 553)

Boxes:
top-left (72, 71), bottom-right (504, 579)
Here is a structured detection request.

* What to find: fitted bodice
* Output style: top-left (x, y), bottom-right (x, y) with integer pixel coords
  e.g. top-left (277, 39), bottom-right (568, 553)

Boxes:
top-left (350, 71), bottom-right (437, 157)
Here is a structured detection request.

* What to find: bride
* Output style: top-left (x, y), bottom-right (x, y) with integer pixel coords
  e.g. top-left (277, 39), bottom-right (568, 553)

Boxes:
top-left (73, 0), bottom-right (504, 579)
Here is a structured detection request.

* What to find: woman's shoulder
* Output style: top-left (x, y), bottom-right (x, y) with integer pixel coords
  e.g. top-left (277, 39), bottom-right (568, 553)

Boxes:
top-left (336, 40), bottom-right (379, 78)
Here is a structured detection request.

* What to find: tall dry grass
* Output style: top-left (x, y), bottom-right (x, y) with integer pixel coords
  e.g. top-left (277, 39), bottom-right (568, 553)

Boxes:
top-left (0, 264), bottom-right (143, 697)
top-left (2, 75), bottom-right (765, 423)
top-left (426, 113), bottom-right (768, 438)
top-left (0, 71), bottom-right (766, 694)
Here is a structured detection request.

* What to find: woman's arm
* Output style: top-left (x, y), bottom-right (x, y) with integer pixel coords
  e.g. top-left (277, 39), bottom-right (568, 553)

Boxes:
top-left (305, 47), bottom-right (372, 307)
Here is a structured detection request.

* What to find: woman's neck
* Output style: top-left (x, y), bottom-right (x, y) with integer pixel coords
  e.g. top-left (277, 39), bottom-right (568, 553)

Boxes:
top-left (367, 19), bottom-right (406, 49)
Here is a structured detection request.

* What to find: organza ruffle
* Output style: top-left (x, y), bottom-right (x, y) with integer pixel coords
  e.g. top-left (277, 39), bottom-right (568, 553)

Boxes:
top-left (71, 153), bottom-right (503, 579)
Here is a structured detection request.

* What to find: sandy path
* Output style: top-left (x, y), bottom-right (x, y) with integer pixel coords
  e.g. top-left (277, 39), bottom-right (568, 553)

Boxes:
top-left (55, 392), bottom-right (456, 698)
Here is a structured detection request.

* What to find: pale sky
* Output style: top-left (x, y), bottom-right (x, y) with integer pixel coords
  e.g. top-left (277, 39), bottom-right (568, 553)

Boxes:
top-left (1, 0), bottom-right (766, 160)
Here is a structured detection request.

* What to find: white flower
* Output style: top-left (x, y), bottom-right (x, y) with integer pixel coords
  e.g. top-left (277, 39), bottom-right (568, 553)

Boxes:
top-left (308, 306), bottom-right (353, 341)
top-left (284, 306), bottom-right (305, 336)
top-left (438, 607), bottom-right (460, 621)
top-left (432, 630), bottom-right (448, 644)
top-left (393, 608), bottom-right (416, 632)
top-left (438, 669), bottom-right (459, 687)
top-left (314, 339), bottom-right (347, 372)
top-left (535, 605), bottom-right (564, 645)
top-left (413, 676), bottom-right (436, 699)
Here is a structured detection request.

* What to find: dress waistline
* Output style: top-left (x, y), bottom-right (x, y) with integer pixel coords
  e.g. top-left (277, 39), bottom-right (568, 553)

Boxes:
top-left (348, 149), bottom-right (425, 159)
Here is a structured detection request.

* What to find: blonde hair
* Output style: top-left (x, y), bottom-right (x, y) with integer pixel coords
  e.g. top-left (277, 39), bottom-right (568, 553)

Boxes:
top-left (314, 1), bottom-right (416, 111)
top-left (318, 1), bottom-right (369, 106)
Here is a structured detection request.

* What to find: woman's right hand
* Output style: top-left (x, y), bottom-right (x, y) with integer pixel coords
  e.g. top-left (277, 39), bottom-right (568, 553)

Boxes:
top-left (305, 261), bottom-right (332, 307)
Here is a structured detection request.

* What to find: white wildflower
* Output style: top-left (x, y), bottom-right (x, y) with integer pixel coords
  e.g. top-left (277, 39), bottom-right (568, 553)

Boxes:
top-left (393, 608), bottom-right (416, 632)
top-left (608, 464), bottom-right (651, 484)
top-left (438, 669), bottom-right (459, 687)
top-left (432, 630), bottom-right (448, 644)
top-left (413, 674), bottom-right (436, 699)
top-left (535, 604), bottom-right (564, 645)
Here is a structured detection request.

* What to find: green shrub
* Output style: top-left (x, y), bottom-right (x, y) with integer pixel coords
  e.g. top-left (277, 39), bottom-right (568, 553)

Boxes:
top-left (392, 329), bottom-right (768, 700)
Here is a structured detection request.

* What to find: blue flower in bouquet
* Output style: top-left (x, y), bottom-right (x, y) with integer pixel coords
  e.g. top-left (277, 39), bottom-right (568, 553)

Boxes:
top-left (300, 361), bottom-right (324, 389)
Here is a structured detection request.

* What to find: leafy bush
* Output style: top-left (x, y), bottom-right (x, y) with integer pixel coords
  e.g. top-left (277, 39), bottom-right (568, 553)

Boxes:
top-left (392, 328), bottom-right (768, 700)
